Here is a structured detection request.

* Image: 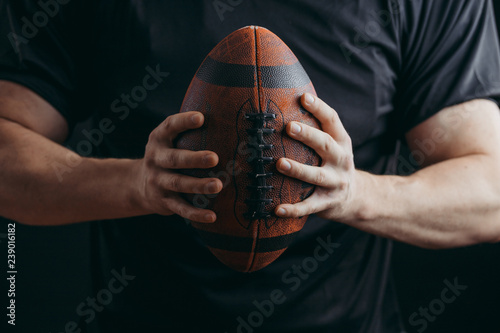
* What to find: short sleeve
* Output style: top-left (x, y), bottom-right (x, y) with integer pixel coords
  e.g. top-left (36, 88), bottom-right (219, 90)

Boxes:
top-left (0, 1), bottom-right (93, 130)
top-left (395, 0), bottom-right (500, 136)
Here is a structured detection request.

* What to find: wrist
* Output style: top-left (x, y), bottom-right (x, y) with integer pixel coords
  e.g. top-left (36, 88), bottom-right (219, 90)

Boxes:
top-left (347, 170), bottom-right (375, 223)
top-left (85, 157), bottom-right (151, 217)
top-left (339, 171), bottom-right (411, 226)
top-left (324, 170), bottom-right (374, 224)
top-left (125, 158), bottom-right (152, 216)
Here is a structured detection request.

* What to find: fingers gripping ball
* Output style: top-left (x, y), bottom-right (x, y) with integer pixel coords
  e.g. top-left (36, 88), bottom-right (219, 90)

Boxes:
top-left (176, 26), bottom-right (321, 272)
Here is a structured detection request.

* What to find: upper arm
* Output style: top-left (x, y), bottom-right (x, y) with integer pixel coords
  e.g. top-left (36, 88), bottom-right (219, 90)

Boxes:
top-left (396, 1), bottom-right (500, 138)
top-left (0, 80), bottom-right (68, 143)
top-left (406, 100), bottom-right (500, 244)
top-left (405, 99), bottom-right (500, 167)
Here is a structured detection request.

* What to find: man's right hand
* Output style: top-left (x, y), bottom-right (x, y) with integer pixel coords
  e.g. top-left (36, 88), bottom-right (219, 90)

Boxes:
top-left (133, 111), bottom-right (222, 223)
top-left (0, 81), bottom-right (222, 225)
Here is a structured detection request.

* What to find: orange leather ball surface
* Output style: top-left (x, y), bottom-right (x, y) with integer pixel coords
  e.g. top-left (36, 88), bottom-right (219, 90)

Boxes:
top-left (177, 26), bottom-right (320, 272)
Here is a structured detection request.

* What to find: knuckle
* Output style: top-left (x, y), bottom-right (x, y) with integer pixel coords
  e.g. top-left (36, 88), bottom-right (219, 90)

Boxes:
top-left (146, 172), bottom-right (158, 188)
top-left (175, 205), bottom-right (187, 218)
top-left (165, 151), bottom-right (178, 168)
top-left (177, 206), bottom-right (195, 220)
top-left (163, 116), bottom-right (173, 130)
top-left (176, 152), bottom-right (187, 167)
top-left (345, 153), bottom-right (355, 169)
top-left (338, 177), bottom-right (349, 192)
top-left (322, 135), bottom-right (335, 152)
top-left (148, 130), bottom-right (157, 143)
top-left (344, 135), bottom-right (353, 147)
top-left (145, 151), bottom-right (156, 168)
top-left (168, 176), bottom-right (182, 192)
top-left (330, 108), bottom-right (339, 121)
top-left (144, 147), bottom-right (158, 169)
top-left (185, 209), bottom-right (198, 221)
top-left (315, 170), bottom-right (327, 185)
top-left (159, 197), bottom-right (174, 213)
top-left (329, 115), bottom-right (337, 126)
top-left (339, 150), bottom-right (354, 169)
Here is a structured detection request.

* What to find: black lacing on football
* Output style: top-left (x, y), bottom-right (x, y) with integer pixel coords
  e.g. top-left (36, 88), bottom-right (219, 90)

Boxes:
top-left (244, 113), bottom-right (276, 219)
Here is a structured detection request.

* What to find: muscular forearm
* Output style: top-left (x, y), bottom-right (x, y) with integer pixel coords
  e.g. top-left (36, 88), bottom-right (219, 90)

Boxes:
top-left (274, 95), bottom-right (500, 249)
top-left (347, 155), bottom-right (500, 248)
top-left (0, 118), bottom-right (146, 225)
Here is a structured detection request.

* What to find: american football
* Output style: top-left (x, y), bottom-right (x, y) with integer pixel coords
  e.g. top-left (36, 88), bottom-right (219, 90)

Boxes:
top-left (176, 26), bottom-right (321, 272)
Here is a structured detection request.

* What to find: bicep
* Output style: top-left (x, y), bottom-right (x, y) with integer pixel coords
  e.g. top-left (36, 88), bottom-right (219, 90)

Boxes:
top-left (0, 80), bottom-right (68, 143)
top-left (405, 99), bottom-right (500, 167)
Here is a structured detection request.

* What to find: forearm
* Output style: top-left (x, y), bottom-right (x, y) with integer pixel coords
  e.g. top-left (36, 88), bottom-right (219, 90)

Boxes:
top-left (346, 155), bottom-right (500, 248)
top-left (0, 119), bottom-right (146, 225)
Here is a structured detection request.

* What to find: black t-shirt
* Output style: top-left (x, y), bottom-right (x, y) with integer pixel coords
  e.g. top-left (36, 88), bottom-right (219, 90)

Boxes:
top-left (2, 1), bottom-right (500, 332)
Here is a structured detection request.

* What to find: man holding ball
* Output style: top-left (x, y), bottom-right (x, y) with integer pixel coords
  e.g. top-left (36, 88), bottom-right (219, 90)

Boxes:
top-left (1, 1), bottom-right (500, 332)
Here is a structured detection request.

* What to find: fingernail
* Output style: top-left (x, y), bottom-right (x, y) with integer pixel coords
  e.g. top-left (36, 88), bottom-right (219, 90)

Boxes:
top-left (191, 114), bottom-right (202, 124)
top-left (290, 123), bottom-right (302, 135)
top-left (204, 213), bottom-right (215, 222)
top-left (277, 208), bottom-right (286, 216)
top-left (203, 154), bottom-right (214, 165)
top-left (208, 181), bottom-right (220, 193)
top-left (304, 93), bottom-right (315, 105)
top-left (280, 160), bottom-right (291, 171)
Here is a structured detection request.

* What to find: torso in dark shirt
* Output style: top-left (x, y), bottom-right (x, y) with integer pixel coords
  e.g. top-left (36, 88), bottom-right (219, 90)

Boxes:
top-left (85, 2), bottom-right (403, 331)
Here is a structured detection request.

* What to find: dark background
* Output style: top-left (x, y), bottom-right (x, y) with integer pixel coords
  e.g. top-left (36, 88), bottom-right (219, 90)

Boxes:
top-left (2, 2), bottom-right (500, 332)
